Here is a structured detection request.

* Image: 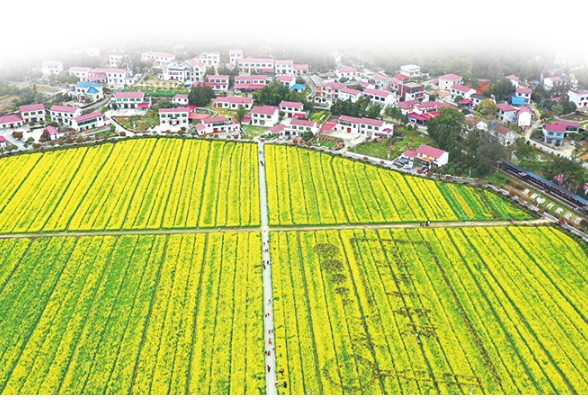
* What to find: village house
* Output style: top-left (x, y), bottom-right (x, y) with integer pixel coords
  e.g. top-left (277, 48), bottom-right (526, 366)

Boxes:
top-left (544, 123), bottom-right (566, 145)
top-left (42, 61), bottom-right (63, 76)
top-left (517, 106), bottom-right (533, 127)
top-left (215, 96), bottom-right (253, 110)
top-left (234, 75), bottom-right (267, 93)
top-left (338, 87), bottom-right (362, 102)
top-left (286, 119), bottom-right (319, 137)
top-left (543, 76), bottom-right (562, 89)
top-left (398, 81), bottom-right (425, 102)
top-left (372, 73), bottom-right (394, 90)
top-left (320, 82), bottom-right (346, 103)
top-left (237, 58), bottom-right (275, 73)
top-left (75, 82), bottom-right (104, 103)
top-left (88, 68), bottom-right (131, 86)
top-left (266, 124), bottom-right (287, 136)
top-left (293, 64), bottom-right (309, 75)
top-left (49, 105), bottom-right (81, 125)
top-left (278, 75), bottom-right (295, 88)
top-left (248, 105), bottom-right (280, 127)
top-left (19, 104), bottom-right (45, 124)
top-left (159, 108), bottom-right (190, 127)
top-left (568, 90), bottom-right (588, 108)
top-left (553, 120), bottom-right (579, 135)
top-left (229, 50), bottom-right (243, 65)
top-left (506, 75), bottom-right (519, 89)
top-left (279, 101), bottom-right (305, 118)
top-left (399, 64), bottom-right (421, 78)
top-left (46, 125), bottom-right (60, 141)
top-left (0, 114), bottom-right (24, 130)
top-left (450, 84), bottom-right (476, 101)
top-left (108, 54), bottom-right (124, 68)
top-left (72, 111), bottom-right (105, 132)
top-left (141, 51), bottom-right (176, 66)
top-left (336, 67), bottom-right (359, 81)
top-left (438, 73), bottom-right (463, 90)
top-left (416, 144), bottom-right (448, 167)
top-left (363, 88), bottom-right (396, 107)
top-left (114, 92), bottom-right (148, 109)
top-left (275, 60), bottom-right (294, 75)
top-left (0, 136), bottom-right (6, 148)
top-left (496, 103), bottom-right (517, 123)
top-left (202, 52), bottom-right (220, 67)
top-left (68, 67), bottom-right (91, 81)
top-left (332, 115), bottom-right (393, 137)
top-left (206, 75), bottom-right (230, 92)
top-left (515, 87), bottom-right (532, 104)
top-left (172, 94), bottom-right (189, 107)
top-left (196, 116), bottom-right (240, 135)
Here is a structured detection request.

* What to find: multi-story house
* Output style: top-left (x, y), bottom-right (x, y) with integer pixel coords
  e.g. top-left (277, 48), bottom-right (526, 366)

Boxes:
top-left (496, 103), bottom-right (517, 123)
top-left (42, 61), bottom-right (63, 76)
top-left (438, 73), bottom-right (463, 90)
top-left (517, 106), bottom-right (533, 127)
top-left (88, 68), bottom-right (131, 86)
top-left (286, 119), bottom-right (319, 137)
top-left (72, 112), bottom-right (105, 131)
top-left (19, 104), bottom-right (45, 124)
top-left (68, 67), bottom-right (91, 81)
top-left (515, 87), bottom-right (532, 104)
top-left (568, 90), bottom-right (588, 108)
top-left (141, 51), bottom-right (176, 66)
top-left (108, 54), bottom-right (124, 68)
top-left (75, 82), bottom-right (104, 102)
top-left (363, 88), bottom-right (396, 107)
top-left (544, 123), bottom-right (566, 145)
top-left (398, 81), bottom-right (425, 102)
top-left (248, 105), bottom-right (280, 127)
top-left (159, 107), bottom-right (190, 127)
top-left (234, 75), bottom-right (267, 93)
top-left (338, 87), bottom-right (362, 102)
top-left (336, 67), bottom-right (359, 81)
top-left (173, 94), bottom-right (189, 107)
top-left (399, 64), bottom-right (421, 78)
top-left (275, 60), bottom-right (294, 75)
top-left (113, 92), bottom-right (147, 109)
top-left (0, 114), bottom-right (24, 130)
top-left (237, 58), bottom-right (275, 73)
top-left (196, 116), bottom-right (240, 135)
top-left (202, 52), bottom-right (220, 67)
top-left (293, 64), bottom-right (309, 75)
top-left (49, 105), bottom-right (82, 125)
top-left (320, 82), bottom-right (346, 103)
top-left (279, 101), bottom-right (305, 118)
top-left (278, 75), bottom-right (295, 88)
top-left (229, 50), bottom-right (243, 65)
top-left (450, 84), bottom-right (476, 101)
top-left (372, 73), bottom-right (394, 90)
top-left (205, 75), bottom-right (230, 92)
top-left (215, 96), bottom-right (253, 110)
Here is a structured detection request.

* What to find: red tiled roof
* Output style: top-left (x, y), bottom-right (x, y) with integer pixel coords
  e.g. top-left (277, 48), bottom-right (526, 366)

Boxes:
top-left (251, 105), bottom-right (279, 115)
top-left (290, 119), bottom-right (316, 127)
top-left (74, 111), bottom-right (102, 123)
top-left (50, 105), bottom-right (79, 113)
top-left (417, 144), bottom-right (447, 159)
top-left (189, 113), bottom-right (209, 119)
top-left (451, 84), bottom-right (474, 93)
top-left (280, 101), bottom-right (303, 108)
top-left (203, 116), bottom-right (227, 124)
top-left (0, 114), bottom-right (23, 124)
top-left (20, 104), bottom-right (45, 112)
top-left (497, 103), bottom-right (516, 112)
top-left (116, 91), bottom-right (144, 99)
top-left (440, 73), bottom-right (462, 81)
top-left (403, 150), bottom-right (419, 158)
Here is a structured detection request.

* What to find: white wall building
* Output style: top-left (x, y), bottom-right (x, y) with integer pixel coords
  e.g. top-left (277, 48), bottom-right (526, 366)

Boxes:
top-left (568, 90), bottom-right (588, 108)
top-left (141, 51), bottom-right (176, 66)
top-left (42, 61), bottom-right (63, 76)
top-left (249, 105), bottom-right (279, 127)
top-left (229, 50), bottom-right (243, 65)
top-left (438, 73), bottom-right (463, 90)
top-left (400, 64), bottom-right (421, 78)
top-left (49, 105), bottom-right (81, 125)
top-left (450, 84), bottom-right (476, 100)
top-left (72, 112), bottom-right (105, 132)
top-left (159, 108), bottom-right (190, 127)
top-left (19, 104), bottom-right (45, 124)
top-left (215, 96), bottom-right (253, 110)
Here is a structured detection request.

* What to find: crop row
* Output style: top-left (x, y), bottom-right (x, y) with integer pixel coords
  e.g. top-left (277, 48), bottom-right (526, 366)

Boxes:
top-left (264, 145), bottom-right (529, 226)
top-left (270, 226), bottom-right (588, 394)
top-left (0, 232), bottom-right (264, 395)
top-left (0, 139), bottom-right (260, 233)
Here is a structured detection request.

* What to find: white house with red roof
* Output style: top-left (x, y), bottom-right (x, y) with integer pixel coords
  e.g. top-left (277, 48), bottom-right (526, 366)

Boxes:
top-left (108, 54), bottom-right (124, 68)
top-left (320, 82), bottom-right (346, 103)
top-left (49, 105), bottom-right (81, 125)
top-left (286, 119), bottom-right (319, 137)
top-left (506, 75), bottom-right (519, 89)
top-left (42, 61), bottom-right (63, 76)
top-left (173, 94), bottom-right (189, 107)
top-left (552, 120), bottom-right (580, 134)
top-left (275, 60), bottom-right (294, 75)
top-left (229, 50), bottom-right (243, 65)
top-left (450, 84), bottom-right (476, 101)
top-left (234, 75), bottom-right (267, 93)
top-left (438, 74), bottom-right (463, 91)
top-left (338, 87), bottom-right (362, 102)
top-left (141, 51), bottom-right (176, 66)
top-left (0, 136), bottom-right (6, 148)
top-left (517, 106), bottom-right (533, 127)
top-left (72, 112), bottom-right (105, 132)
top-left (206, 75), bottom-right (229, 92)
top-left (248, 105), bottom-right (280, 127)
top-left (294, 64), bottom-right (309, 75)
top-left (266, 124), bottom-right (287, 136)
top-left (568, 90), bottom-right (588, 108)
top-left (202, 52), bottom-right (220, 67)
top-left (237, 58), bottom-right (275, 73)
top-left (543, 76), bottom-right (562, 89)
top-left (400, 64), bottom-right (421, 78)
top-left (114, 92), bottom-right (148, 109)
top-left (372, 73), bottom-right (394, 90)
top-left (88, 68), bottom-right (130, 86)
top-left (333, 115), bottom-right (393, 137)
top-left (279, 101), bottom-right (305, 118)
top-left (46, 125), bottom-right (60, 141)
top-left (416, 144), bottom-right (448, 167)
top-left (363, 88), bottom-right (396, 107)
top-left (159, 108), bottom-right (190, 127)
top-left (496, 103), bottom-right (517, 123)
top-left (398, 100), bottom-right (422, 114)
top-left (215, 96), bottom-right (253, 110)
top-left (0, 114), bottom-right (23, 130)
top-left (336, 67), bottom-right (359, 81)
top-left (196, 115), bottom-right (240, 135)
top-left (544, 123), bottom-right (567, 145)
top-left (278, 75), bottom-right (295, 88)
top-left (68, 67), bottom-right (91, 81)
top-left (19, 104), bottom-right (45, 124)
top-left (515, 87), bottom-right (532, 104)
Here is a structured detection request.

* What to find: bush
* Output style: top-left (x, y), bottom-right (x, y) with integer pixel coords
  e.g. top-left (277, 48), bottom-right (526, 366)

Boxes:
top-left (12, 131), bottom-right (23, 139)
top-left (49, 141), bottom-right (55, 146)
top-left (508, 190), bottom-right (515, 197)
top-left (363, 157), bottom-right (369, 161)
top-left (456, 167), bottom-right (463, 176)
top-left (75, 137), bottom-right (85, 143)
top-left (32, 143), bottom-right (42, 149)
top-left (448, 167), bottom-right (456, 175)
top-left (65, 137), bottom-right (74, 144)
top-left (119, 132), bottom-right (126, 137)
top-left (27, 137), bottom-right (35, 143)
top-left (58, 140), bottom-right (65, 145)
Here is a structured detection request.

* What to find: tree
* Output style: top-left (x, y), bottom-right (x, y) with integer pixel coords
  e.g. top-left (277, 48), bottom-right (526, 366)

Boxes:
top-left (476, 99), bottom-right (498, 116)
top-left (426, 107), bottom-right (466, 157)
top-left (188, 85), bottom-right (215, 107)
top-left (339, 77), bottom-right (348, 83)
top-left (12, 131), bottom-right (23, 139)
top-left (367, 103), bottom-right (382, 119)
top-left (157, 99), bottom-right (173, 109)
top-left (544, 157), bottom-right (588, 196)
top-left (475, 141), bottom-right (505, 176)
top-left (489, 79), bottom-right (515, 101)
top-left (236, 105), bottom-right (248, 123)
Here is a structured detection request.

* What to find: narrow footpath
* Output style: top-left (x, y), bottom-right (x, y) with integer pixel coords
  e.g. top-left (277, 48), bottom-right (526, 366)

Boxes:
top-left (258, 141), bottom-right (278, 395)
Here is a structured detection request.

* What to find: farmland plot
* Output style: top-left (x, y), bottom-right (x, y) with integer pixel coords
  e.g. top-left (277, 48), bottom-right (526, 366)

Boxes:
top-left (270, 226), bottom-right (588, 395)
top-left (0, 232), bottom-right (264, 395)
top-left (264, 145), bottom-right (530, 226)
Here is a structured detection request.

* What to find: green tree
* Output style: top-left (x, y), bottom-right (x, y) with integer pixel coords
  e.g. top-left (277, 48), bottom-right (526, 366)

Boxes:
top-left (188, 85), bottom-right (215, 107)
top-left (236, 105), bottom-right (248, 123)
top-left (157, 98), bottom-right (173, 109)
top-left (426, 107), bottom-right (466, 156)
top-left (476, 98), bottom-right (498, 116)
top-left (489, 79), bottom-right (515, 101)
top-left (544, 157), bottom-right (588, 196)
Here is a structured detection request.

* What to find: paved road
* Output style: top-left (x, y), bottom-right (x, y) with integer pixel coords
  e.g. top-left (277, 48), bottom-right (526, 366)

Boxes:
top-left (257, 141), bottom-right (278, 395)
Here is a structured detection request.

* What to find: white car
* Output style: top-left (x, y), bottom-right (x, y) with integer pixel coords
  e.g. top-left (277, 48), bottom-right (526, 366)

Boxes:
top-left (570, 140), bottom-right (575, 145)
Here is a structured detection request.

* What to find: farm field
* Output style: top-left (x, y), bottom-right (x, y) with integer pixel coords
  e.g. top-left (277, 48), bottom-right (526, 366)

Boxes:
top-left (270, 226), bottom-right (588, 395)
top-left (0, 138), bottom-right (260, 233)
top-left (264, 145), bottom-right (530, 226)
top-left (0, 232), bottom-right (265, 395)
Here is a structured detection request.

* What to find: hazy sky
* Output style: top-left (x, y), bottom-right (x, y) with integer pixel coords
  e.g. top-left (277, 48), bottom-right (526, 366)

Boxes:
top-left (0, 0), bottom-right (584, 64)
